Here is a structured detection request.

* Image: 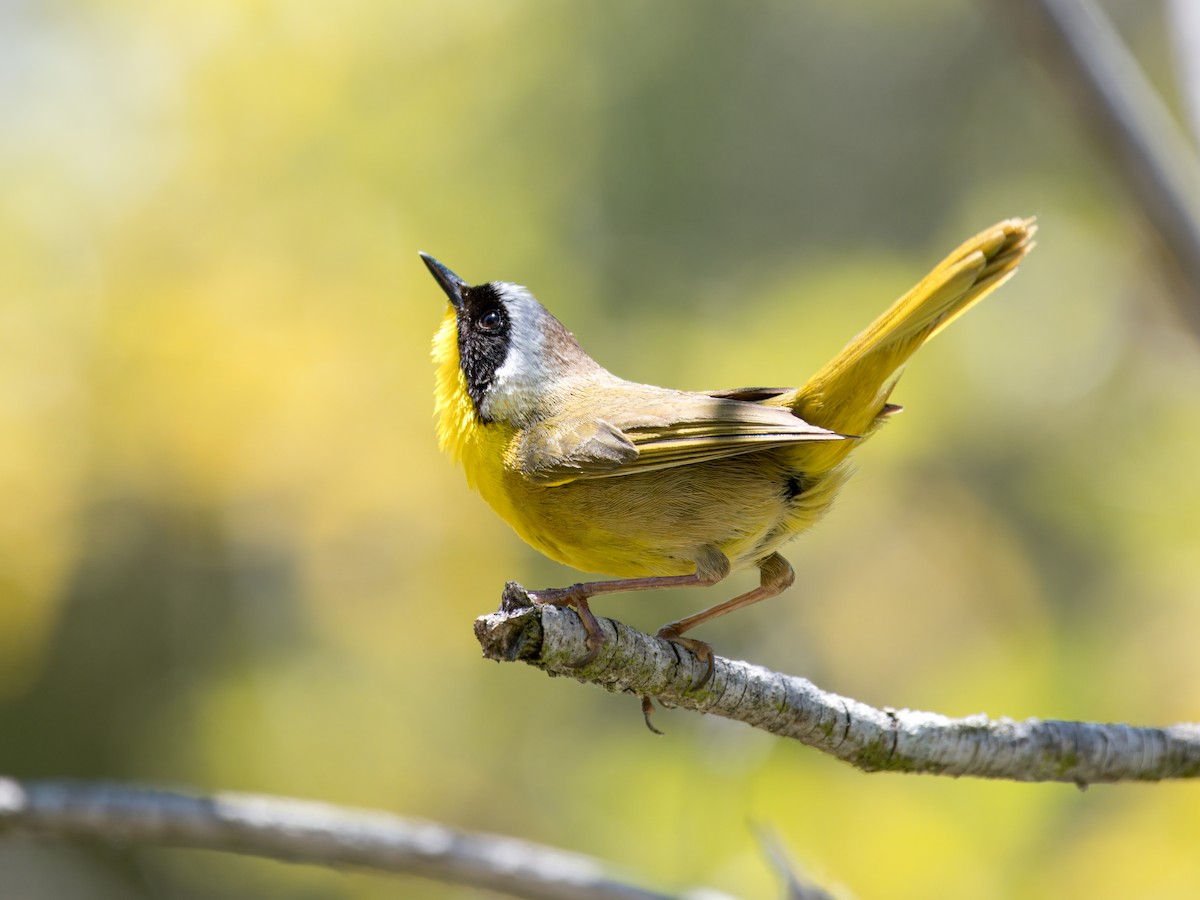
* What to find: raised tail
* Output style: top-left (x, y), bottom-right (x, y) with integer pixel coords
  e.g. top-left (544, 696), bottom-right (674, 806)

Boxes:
top-left (773, 217), bottom-right (1036, 472)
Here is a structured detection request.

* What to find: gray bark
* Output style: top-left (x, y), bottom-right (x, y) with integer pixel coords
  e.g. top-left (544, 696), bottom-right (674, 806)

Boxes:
top-left (476, 596), bottom-right (1200, 784)
top-left (0, 778), bottom-right (732, 900)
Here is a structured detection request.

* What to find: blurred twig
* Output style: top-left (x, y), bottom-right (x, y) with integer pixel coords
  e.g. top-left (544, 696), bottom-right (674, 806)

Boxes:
top-left (754, 825), bottom-right (839, 900)
top-left (999, 0), bottom-right (1200, 339)
top-left (0, 778), bottom-right (732, 900)
top-left (476, 598), bottom-right (1200, 784)
top-left (1166, 0), bottom-right (1200, 149)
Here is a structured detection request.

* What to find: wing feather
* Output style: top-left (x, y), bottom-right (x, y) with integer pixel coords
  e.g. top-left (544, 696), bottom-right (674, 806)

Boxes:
top-left (516, 384), bottom-right (847, 486)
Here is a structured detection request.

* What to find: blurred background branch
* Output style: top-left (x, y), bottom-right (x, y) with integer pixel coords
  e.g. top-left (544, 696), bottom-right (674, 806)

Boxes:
top-left (754, 826), bottom-right (839, 900)
top-left (1001, 0), bottom-right (1200, 339)
top-left (478, 601), bottom-right (1200, 784)
top-left (1166, 0), bottom-right (1200, 147)
top-left (0, 778), bottom-right (728, 900)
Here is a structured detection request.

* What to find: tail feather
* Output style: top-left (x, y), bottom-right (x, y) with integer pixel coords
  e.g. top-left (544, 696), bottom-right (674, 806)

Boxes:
top-left (773, 217), bottom-right (1036, 473)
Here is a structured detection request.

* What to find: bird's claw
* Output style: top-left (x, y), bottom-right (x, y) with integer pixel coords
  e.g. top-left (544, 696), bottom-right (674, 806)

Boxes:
top-left (525, 587), bottom-right (605, 669)
top-left (654, 625), bottom-right (715, 690)
top-left (640, 695), bottom-right (664, 735)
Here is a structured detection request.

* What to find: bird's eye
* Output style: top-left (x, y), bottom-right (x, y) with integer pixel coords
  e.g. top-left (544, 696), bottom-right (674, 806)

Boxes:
top-left (479, 310), bottom-right (502, 331)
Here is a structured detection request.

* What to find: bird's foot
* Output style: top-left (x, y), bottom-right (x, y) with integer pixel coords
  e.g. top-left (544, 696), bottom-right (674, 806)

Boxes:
top-left (523, 584), bottom-right (605, 669)
top-left (654, 624), bottom-right (715, 690)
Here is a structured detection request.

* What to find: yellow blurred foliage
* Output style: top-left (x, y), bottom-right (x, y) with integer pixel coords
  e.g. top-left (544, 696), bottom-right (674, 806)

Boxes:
top-left (2, 1), bottom-right (1199, 898)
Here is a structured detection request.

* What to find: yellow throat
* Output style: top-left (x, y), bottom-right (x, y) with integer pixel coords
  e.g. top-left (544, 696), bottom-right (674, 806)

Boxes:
top-left (431, 309), bottom-right (518, 501)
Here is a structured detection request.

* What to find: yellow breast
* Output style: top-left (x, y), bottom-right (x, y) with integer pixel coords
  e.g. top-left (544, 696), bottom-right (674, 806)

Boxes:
top-left (433, 310), bottom-right (536, 543)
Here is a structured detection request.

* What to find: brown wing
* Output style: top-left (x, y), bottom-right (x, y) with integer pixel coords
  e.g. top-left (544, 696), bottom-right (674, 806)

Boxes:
top-left (515, 385), bottom-right (847, 486)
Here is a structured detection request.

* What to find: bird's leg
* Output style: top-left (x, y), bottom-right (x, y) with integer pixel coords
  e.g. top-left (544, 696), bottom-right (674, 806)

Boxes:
top-left (655, 552), bottom-right (796, 690)
top-left (524, 548), bottom-right (731, 669)
top-left (525, 570), bottom-right (722, 669)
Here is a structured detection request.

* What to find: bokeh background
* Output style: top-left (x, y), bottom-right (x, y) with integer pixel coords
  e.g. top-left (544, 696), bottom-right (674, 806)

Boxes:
top-left (3, 1), bottom-right (1199, 897)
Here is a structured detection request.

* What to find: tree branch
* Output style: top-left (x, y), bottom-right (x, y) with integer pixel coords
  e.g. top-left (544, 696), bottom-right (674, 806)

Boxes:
top-left (0, 778), bottom-right (732, 900)
top-left (475, 594), bottom-right (1200, 785)
top-left (755, 825), bottom-right (838, 900)
top-left (999, 0), bottom-right (1200, 340)
top-left (1166, 0), bottom-right (1200, 150)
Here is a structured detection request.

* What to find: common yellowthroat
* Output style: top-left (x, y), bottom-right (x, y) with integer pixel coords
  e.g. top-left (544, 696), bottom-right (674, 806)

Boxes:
top-left (423, 219), bottom-right (1034, 687)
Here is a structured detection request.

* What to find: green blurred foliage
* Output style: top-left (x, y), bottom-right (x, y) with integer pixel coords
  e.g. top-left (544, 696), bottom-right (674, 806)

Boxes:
top-left (2, 0), bottom-right (1199, 897)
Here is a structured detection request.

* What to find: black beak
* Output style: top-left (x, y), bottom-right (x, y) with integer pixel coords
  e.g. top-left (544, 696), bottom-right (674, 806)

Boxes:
top-left (419, 252), bottom-right (467, 310)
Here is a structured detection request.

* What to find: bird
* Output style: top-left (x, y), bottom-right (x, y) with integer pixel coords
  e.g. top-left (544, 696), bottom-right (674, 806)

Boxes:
top-left (422, 218), bottom-right (1035, 695)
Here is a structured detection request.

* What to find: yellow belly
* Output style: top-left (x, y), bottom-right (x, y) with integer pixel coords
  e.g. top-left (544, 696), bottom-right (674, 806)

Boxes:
top-left (460, 420), bottom-right (846, 577)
